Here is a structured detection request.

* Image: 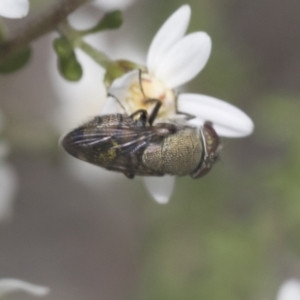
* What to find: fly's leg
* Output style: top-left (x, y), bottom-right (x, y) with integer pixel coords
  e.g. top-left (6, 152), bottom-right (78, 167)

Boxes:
top-left (107, 93), bottom-right (127, 113)
top-left (174, 91), bottom-right (195, 120)
top-left (130, 100), bottom-right (162, 127)
top-left (138, 69), bottom-right (147, 100)
top-left (146, 99), bottom-right (162, 126)
top-left (138, 69), bottom-right (162, 126)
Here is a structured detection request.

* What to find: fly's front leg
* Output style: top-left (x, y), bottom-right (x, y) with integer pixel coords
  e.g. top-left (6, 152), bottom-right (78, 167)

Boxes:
top-left (146, 99), bottom-right (162, 126)
top-left (107, 93), bottom-right (127, 113)
top-left (138, 69), bottom-right (163, 126)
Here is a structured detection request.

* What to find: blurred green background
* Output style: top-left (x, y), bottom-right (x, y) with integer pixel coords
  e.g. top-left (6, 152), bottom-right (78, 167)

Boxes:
top-left (1, 0), bottom-right (300, 299)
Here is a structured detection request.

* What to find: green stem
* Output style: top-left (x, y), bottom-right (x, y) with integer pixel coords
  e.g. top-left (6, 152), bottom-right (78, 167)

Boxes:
top-left (76, 40), bottom-right (111, 69)
top-left (58, 21), bottom-right (123, 73)
top-left (0, 0), bottom-right (90, 63)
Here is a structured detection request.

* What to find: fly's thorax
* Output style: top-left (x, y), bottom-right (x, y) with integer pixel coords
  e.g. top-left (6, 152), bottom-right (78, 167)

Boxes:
top-left (125, 73), bottom-right (176, 119)
top-left (142, 124), bottom-right (203, 176)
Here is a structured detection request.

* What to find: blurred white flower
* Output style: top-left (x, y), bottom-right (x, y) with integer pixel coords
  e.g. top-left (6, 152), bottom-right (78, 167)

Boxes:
top-left (51, 49), bottom-right (113, 186)
top-left (51, 0), bottom-right (141, 187)
top-left (92, 0), bottom-right (136, 11)
top-left (0, 278), bottom-right (49, 298)
top-left (276, 279), bottom-right (300, 300)
top-left (106, 4), bottom-right (254, 203)
top-left (52, 51), bottom-right (107, 134)
top-left (0, 0), bottom-right (29, 19)
top-left (0, 162), bottom-right (17, 221)
top-left (0, 110), bottom-right (18, 222)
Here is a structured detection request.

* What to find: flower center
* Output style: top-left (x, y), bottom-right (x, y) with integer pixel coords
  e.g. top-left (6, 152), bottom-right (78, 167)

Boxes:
top-left (125, 73), bottom-right (176, 120)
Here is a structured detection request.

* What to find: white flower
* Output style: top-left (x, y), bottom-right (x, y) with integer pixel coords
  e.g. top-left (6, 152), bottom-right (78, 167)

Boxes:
top-left (0, 0), bottom-right (29, 19)
top-left (0, 278), bottom-right (49, 298)
top-left (105, 4), bottom-right (254, 204)
top-left (276, 279), bottom-right (300, 300)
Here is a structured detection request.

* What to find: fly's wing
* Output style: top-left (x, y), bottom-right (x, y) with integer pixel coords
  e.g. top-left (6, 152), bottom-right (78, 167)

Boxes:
top-left (61, 117), bottom-right (174, 176)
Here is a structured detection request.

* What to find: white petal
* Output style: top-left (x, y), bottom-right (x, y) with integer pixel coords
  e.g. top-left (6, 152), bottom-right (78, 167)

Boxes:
top-left (143, 176), bottom-right (175, 204)
top-left (92, 0), bottom-right (136, 11)
top-left (108, 70), bottom-right (139, 93)
top-left (155, 32), bottom-right (211, 88)
top-left (276, 279), bottom-right (300, 300)
top-left (101, 96), bottom-right (122, 114)
top-left (108, 70), bottom-right (139, 112)
top-left (0, 163), bottom-right (18, 222)
top-left (0, 0), bottom-right (29, 19)
top-left (178, 94), bottom-right (254, 137)
top-left (0, 279), bottom-right (49, 297)
top-left (147, 5), bottom-right (191, 75)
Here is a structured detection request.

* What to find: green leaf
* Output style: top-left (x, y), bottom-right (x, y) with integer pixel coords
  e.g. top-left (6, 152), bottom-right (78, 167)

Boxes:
top-left (0, 47), bottom-right (31, 74)
top-left (96, 10), bottom-right (122, 30)
top-left (53, 37), bottom-right (82, 81)
top-left (81, 11), bottom-right (123, 35)
top-left (104, 60), bottom-right (145, 87)
top-left (53, 37), bottom-right (74, 59)
top-left (58, 57), bottom-right (83, 81)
